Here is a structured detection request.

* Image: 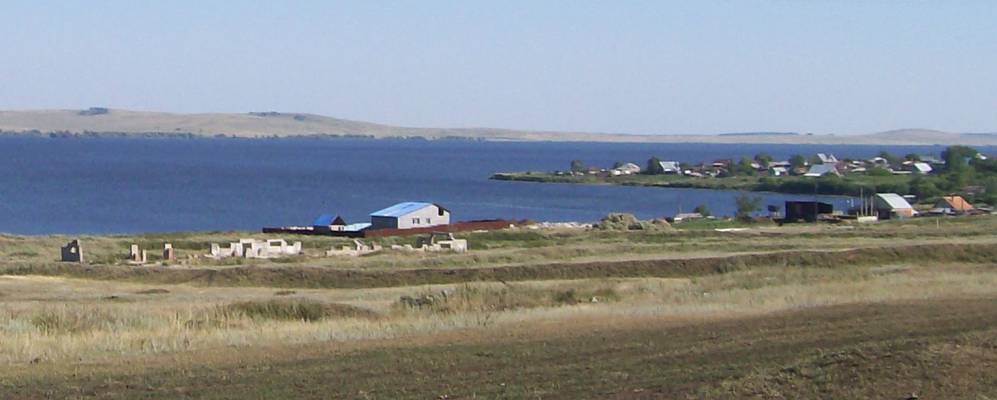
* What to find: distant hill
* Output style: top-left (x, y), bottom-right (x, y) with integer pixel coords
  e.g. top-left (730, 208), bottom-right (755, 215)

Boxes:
top-left (1, 108), bottom-right (996, 145)
top-left (717, 131), bottom-right (799, 137)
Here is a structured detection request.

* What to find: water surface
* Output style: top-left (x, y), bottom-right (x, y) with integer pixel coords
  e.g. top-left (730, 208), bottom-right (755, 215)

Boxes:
top-left (0, 137), bottom-right (981, 234)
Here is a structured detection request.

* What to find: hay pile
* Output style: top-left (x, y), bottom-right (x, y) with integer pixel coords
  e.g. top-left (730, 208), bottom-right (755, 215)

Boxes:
top-left (595, 213), bottom-right (671, 231)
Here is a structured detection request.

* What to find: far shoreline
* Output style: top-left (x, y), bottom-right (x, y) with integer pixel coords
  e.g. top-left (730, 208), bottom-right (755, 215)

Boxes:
top-left (1, 130), bottom-right (993, 147)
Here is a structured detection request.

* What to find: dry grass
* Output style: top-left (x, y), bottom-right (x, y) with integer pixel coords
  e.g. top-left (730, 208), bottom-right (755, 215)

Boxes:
top-left (0, 260), bottom-right (994, 364)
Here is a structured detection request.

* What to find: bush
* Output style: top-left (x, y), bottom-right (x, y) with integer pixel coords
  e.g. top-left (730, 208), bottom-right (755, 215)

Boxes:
top-left (596, 213), bottom-right (642, 230)
top-left (867, 168), bottom-right (892, 177)
top-left (222, 300), bottom-right (376, 322)
top-left (734, 194), bottom-right (762, 222)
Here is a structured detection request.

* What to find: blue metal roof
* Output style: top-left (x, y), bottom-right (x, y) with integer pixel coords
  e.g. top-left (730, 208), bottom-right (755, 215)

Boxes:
top-left (370, 202), bottom-right (434, 218)
top-left (313, 214), bottom-right (335, 226)
top-left (313, 214), bottom-right (346, 226)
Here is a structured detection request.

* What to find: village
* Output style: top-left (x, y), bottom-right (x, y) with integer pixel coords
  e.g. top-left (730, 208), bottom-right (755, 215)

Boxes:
top-left (577, 151), bottom-right (948, 179)
top-left (496, 145), bottom-right (997, 222)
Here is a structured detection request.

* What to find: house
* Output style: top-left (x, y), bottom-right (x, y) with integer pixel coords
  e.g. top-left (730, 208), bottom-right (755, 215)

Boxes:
top-left (934, 196), bottom-right (974, 214)
top-left (911, 162), bottom-right (933, 174)
top-left (873, 193), bottom-right (916, 219)
top-left (816, 153), bottom-right (838, 164)
top-left (804, 164), bottom-right (841, 177)
top-left (785, 201), bottom-right (833, 222)
top-left (614, 163), bottom-right (641, 175)
top-left (658, 161), bottom-right (681, 174)
top-left (313, 214), bottom-right (348, 232)
top-left (868, 157), bottom-right (889, 167)
top-left (370, 202), bottom-right (451, 230)
top-left (672, 212), bottom-right (704, 222)
top-left (770, 166), bottom-right (789, 176)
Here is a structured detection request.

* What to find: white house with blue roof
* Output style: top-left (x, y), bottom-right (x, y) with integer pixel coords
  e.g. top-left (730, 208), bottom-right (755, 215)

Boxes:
top-left (370, 202), bottom-right (450, 230)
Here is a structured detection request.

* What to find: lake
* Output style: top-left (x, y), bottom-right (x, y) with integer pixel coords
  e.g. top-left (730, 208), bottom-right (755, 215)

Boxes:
top-left (0, 136), bottom-right (986, 235)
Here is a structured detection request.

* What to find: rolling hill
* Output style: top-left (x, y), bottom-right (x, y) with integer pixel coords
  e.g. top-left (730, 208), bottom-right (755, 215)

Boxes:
top-left (1, 108), bottom-right (995, 145)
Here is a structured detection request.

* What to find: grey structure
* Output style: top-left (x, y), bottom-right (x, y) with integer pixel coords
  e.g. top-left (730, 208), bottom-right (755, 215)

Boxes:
top-left (370, 202), bottom-right (450, 230)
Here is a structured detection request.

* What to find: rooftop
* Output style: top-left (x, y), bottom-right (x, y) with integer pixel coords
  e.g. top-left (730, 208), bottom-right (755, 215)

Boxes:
top-left (370, 202), bottom-right (435, 218)
top-left (313, 214), bottom-right (347, 226)
top-left (876, 193), bottom-right (913, 209)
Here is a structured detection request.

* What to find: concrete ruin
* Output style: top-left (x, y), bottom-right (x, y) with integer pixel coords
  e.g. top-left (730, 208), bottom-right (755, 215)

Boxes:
top-left (60, 240), bottom-right (84, 263)
top-left (209, 238), bottom-right (302, 259)
top-left (326, 239), bottom-right (381, 257)
top-left (163, 243), bottom-right (176, 261)
top-left (414, 233), bottom-right (468, 253)
top-left (128, 244), bottom-right (148, 264)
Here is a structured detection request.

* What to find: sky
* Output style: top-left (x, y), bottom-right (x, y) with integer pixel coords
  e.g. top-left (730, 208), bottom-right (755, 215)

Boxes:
top-left (1, 1), bottom-right (996, 135)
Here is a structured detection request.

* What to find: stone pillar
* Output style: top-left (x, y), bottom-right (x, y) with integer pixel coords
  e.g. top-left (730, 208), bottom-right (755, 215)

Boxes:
top-left (163, 243), bottom-right (176, 261)
top-left (129, 244), bottom-right (142, 262)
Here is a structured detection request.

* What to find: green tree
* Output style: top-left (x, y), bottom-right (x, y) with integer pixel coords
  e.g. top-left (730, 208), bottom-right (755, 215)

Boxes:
top-left (972, 157), bottom-right (997, 175)
top-left (693, 204), bottom-right (711, 217)
top-left (867, 167), bottom-right (892, 177)
top-left (877, 151), bottom-right (900, 166)
top-left (904, 153), bottom-right (921, 162)
top-left (570, 160), bottom-right (585, 173)
top-left (942, 145), bottom-right (978, 172)
top-left (753, 152), bottom-right (773, 166)
top-left (734, 194), bottom-right (762, 222)
top-left (645, 157), bottom-right (663, 175)
top-left (789, 154), bottom-right (807, 169)
top-left (732, 157), bottom-right (756, 176)
top-left (909, 176), bottom-right (940, 199)
top-left (942, 146), bottom-right (979, 190)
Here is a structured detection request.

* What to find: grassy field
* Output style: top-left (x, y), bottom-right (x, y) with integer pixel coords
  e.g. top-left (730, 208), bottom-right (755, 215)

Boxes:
top-left (0, 216), bottom-right (996, 398)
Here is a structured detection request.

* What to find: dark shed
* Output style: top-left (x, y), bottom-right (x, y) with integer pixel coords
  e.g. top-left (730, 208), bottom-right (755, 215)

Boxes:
top-left (785, 201), bottom-right (833, 222)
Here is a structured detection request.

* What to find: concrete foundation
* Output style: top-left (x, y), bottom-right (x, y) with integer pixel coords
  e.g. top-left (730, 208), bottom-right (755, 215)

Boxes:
top-left (415, 233), bottom-right (468, 253)
top-left (209, 238), bottom-right (302, 259)
top-left (326, 240), bottom-right (381, 257)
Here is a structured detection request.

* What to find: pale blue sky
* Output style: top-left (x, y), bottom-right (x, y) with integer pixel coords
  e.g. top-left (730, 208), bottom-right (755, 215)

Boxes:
top-left (2, 1), bottom-right (995, 134)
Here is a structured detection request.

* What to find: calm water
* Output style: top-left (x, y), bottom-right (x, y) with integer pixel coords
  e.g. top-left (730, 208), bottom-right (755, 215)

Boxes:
top-left (0, 136), bottom-right (986, 235)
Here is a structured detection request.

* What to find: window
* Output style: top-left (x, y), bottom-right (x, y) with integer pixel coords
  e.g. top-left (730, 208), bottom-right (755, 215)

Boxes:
top-left (426, 218), bottom-right (431, 224)
top-left (412, 218), bottom-right (420, 224)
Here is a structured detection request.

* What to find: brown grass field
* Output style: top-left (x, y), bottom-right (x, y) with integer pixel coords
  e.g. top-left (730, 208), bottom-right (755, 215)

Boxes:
top-left (0, 216), bottom-right (996, 398)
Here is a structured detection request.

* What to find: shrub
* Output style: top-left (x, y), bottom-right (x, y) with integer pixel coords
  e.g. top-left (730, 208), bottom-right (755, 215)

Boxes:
top-left (597, 213), bottom-right (641, 230)
top-left (735, 194), bottom-right (762, 222)
top-left (867, 167), bottom-right (892, 177)
top-left (221, 299), bottom-right (376, 322)
top-left (224, 300), bottom-right (325, 321)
